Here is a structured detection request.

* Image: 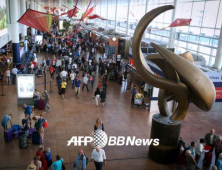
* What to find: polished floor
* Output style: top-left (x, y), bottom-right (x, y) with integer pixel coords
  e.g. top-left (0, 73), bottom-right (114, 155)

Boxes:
top-left (0, 52), bottom-right (221, 170)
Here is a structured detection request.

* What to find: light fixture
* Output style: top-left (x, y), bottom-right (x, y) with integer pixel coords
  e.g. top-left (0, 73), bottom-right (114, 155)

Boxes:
top-left (112, 37), bottom-right (116, 41)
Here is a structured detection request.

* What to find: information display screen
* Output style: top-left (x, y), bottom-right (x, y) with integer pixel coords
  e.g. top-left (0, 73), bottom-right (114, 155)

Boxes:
top-left (16, 74), bottom-right (35, 99)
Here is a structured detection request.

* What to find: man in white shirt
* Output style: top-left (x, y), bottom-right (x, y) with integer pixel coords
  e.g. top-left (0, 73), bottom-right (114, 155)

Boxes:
top-left (5, 68), bottom-right (11, 85)
top-left (30, 62), bottom-right (34, 74)
top-left (91, 147), bottom-right (106, 170)
top-left (60, 68), bottom-right (68, 81)
top-left (11, 66), bottom-right (18, 84)
top-left (195, 138), bottom-right (205, 164)
top-left (70, 70), bottom-right (76, 89)
top-left (69, 57), bottom-right (72, 65)
top-left (82, 74), bottom-right (89, 92)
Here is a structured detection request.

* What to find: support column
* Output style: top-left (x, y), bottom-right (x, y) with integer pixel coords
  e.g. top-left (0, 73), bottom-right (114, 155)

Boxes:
top-left (9, 0), bottom-right (20, 67)
top-left (114, 0), bottom-right (118, 31)
top-left (126, 0), bottom-right (131, 35)
top-left (30, 0), bottom-right (36, 36)
top-left (20, 0), bottom-right (27, 51)
top-left (168, 0), bottom-right (178, 48)
top-left (214, 26), bottom-right (222, 69)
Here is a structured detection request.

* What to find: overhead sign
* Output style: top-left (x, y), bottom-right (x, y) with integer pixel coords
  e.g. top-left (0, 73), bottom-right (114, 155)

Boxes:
top-left (216, 87), bottom-right (222, 99)
top-left (25, 36), bottom-right (29, 40)
top-left (16, 74), bottom-right (35, 99)
top-left (206, 72), bottom-right (222, 83)
top-left (19, 42), bottom-right (24, 47)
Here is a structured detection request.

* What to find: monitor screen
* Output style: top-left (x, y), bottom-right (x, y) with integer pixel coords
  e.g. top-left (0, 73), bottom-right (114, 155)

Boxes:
top-left (0, 49), bottom-right (6, 53)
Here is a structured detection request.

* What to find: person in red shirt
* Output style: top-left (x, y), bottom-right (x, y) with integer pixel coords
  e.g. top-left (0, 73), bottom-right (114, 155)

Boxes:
top-left (33, 61), bottom-right (37, 68)
top-left (36, 145), bottom-right (47, 170)
top-left (49, 65), bottom-right (55, 80)
top-left (98, 81), bottom-right (102, 89)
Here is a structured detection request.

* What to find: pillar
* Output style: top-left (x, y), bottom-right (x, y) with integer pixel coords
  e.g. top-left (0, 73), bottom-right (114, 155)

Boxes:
top-left (148, 113), bottom-right (182, 164)
top-left (168, 0), bottom-right (178, 48)
top-left (20, 0), bottom-right (27, 51)
top-left (126, 0), bottom-right (131, 35)
top-left (214, 26), bottom-right (222, 69)
top-left (30, 0), bottom-right (36, 36)
top-left (8, 0), bottom-right (20, 66)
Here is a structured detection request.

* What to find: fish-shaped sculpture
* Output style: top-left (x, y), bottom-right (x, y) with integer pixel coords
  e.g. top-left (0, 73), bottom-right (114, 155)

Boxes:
top-left (132, 5), bottom-right (216, 121)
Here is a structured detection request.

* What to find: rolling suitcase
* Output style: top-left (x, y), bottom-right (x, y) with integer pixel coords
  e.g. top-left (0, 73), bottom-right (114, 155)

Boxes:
top-left (38, 99), bottom-right (45, 110)
top-left (12, 125), bottom-right (22, 133)
top-left (19, 134), bottom-right (27, 149)
top-left (13, 130), bottom-right (23, 139)
top-left (32, 131), bottom-right (41, 144)
top-left (4, 129), bottom-right (13, 142)
top-left (28, 128), bottom-right (36, 139)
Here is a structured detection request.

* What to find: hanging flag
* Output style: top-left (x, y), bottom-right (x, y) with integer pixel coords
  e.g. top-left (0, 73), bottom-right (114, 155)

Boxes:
top-left (88, 14), bottom-right (107, 20)
top-left (67, 6), bottom-right (79, 18)
top-left (17, 9), bottom-right (53, 32)
top-left (81, 6), bottom-right (95, 20)
top-left (61, 12), bottom-right (67, 16)
top-left (53, 16), bottom-right (59, 21)
top-left (168, 18), bottom-right (192, 28)
top-left (51, 7), bottom-right (56, 12)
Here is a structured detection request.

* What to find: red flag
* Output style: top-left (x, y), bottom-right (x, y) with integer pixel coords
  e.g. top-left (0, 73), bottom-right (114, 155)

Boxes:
top-left (81, 6), bottom-right (95, 20)
top-left (53, 16), bottom-right (59, 21)
top-left (61, 12), bottom-right (67, 16)
top-left (168, 18), bottom-right (192, 28)
top-left (67, 7), bottom-right (79, 18)
top-left (52, 7), bottom-right (56, 12)
top-left (88, 14), bottom-right (107, 20)
top-left (17, 9), bottom-right (53, 32)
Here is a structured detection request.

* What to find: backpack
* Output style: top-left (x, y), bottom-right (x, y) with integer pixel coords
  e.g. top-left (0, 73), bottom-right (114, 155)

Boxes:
top-left (34, 121), bottom-right (39, 130)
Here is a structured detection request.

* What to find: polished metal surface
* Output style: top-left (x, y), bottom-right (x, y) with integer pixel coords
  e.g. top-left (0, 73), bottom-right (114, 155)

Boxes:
top-left (132, 5), bottom-right (216, 121)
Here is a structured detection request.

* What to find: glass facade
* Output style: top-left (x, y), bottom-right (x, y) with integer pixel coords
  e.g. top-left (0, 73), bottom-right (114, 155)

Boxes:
top-left (90, 0), bottom-right (222, 66)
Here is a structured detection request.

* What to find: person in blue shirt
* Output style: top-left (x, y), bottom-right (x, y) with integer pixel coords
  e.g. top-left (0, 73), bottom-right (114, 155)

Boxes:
top-left (44, 148), bottom-right (52, 168)
top-left (188, 141), bottom-right (196, 157)
top-left (72, 149), bottom-right (88, 170)
top-left (216, 153), bottom-right (222, 170)
top-left (1, 114), bottom-right (13, 141)
top-left (23, 104), bottom-right (34, 128)
top-left (131, 85), bottom-right (137, 106)
top-left (1, 114), bottom-right (12, 130)
top-left (74, 76), bottom-right (81, 98)
top-left (51, 155), bottom-right (64, 170)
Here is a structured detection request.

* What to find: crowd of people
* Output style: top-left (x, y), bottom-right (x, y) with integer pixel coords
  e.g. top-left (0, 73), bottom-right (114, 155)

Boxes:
top-left (178, 129), bottom-right (222, 170)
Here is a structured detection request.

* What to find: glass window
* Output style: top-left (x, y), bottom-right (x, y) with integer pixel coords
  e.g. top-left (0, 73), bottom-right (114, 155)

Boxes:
top-left (187, 44), bottom-right (198, 51)
top-left (216, 1), bottom-right (222, 28)
top-left (212, 49), bottom-right (217, 56)
top-left (176, 47), bottom-right (186, 54)
top-left (178, 41), bottom-right (187, 47)
top-left (199, 53), bottom-right (210, 65)
top-left (199, 37), bottom-right (210, 45)
top-left (210, 57), bottom-right (215, 66)
top-left (187, 35), bottom-right (198, 43)
top-left (199, 46), bottom-right (211, 55)
top-left (201, 28), bottom-right (214, 37)
top-left (190, 2), bottom-right (205, 27)
top-left (212, 39), bottom-right (219, 47)
top-left (202, 1), bottom-right (220, 28)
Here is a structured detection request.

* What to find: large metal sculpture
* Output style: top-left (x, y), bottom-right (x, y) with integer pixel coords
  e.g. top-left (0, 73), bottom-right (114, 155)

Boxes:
top-left (132, 5), bottom-right (216, 164)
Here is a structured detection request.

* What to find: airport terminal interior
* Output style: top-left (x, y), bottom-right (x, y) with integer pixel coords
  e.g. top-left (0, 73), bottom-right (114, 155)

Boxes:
top-left (0, 0), bottom-right (222, 170)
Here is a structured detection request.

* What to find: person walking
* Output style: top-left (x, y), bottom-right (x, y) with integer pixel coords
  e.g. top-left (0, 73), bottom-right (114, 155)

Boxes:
top-left (94, 88), bottom-right (101, 107)
top-left (49, 65), bottom-right (55, 80)
top-left (70, 70), bottom-right (76, 89)
top-left (82, 73), bottom-right (89, 92)
top-left (61, 79), bottom-right (67, 99)
top-left (33, 113), bottom-right (47, 144)
top-left (72, 149), bottom-right (88, 170)
top-left (1, 114), bottom-right (13, 141)
top-left (100, 88), bottom-right (106, 107)
top-left (91, 147), bottom-right (106, 170)
top-left (11, 66), bottom-right (18, 84)
top-left (50, 155), bottom-right (65, 170)
top-left (94, 118), bottom-right (104, 131)
top-left (215, 136), bottom-right (222, 165)
top-left (75, 76), bottom-right (81, 98)
top-left (131, 85), bottom-right (137, 106)
top-left (33, 89), bottom-right (41, 109)
top-left (43, 148), bottom-right (53, 168)
top-left (5, 68), bottom-right (11, 85)
top-left (43, 90), bottom-right (50, 113)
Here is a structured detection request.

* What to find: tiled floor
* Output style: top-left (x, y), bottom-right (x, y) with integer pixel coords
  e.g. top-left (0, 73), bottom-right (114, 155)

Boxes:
top-left (0, 52), bottom-right (221, 170)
